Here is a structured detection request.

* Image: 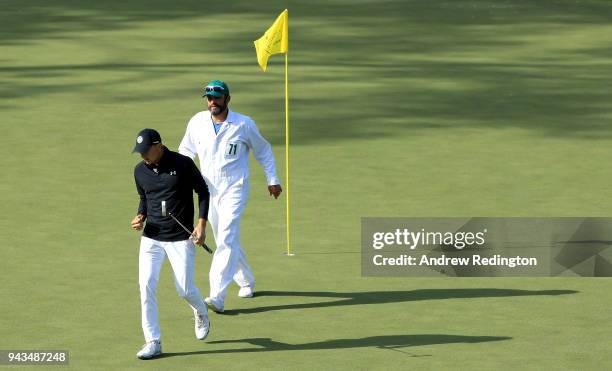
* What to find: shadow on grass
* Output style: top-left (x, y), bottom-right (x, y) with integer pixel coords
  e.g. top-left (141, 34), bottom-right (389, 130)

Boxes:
top-left (156, 334), bottom-right (511, 357)
top-left (2, 0), bottom-right (611, 45)
top-left (220, 288), bottom-right (577, 315)
top-left (3, 0), bottom-right (612, 144)
top-left (2, 0), bottom-right (612, 146)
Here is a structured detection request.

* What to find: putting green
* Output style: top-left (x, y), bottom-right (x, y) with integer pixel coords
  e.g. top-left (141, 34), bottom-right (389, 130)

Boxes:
top-left (1, 1), bottom-right (612, 369)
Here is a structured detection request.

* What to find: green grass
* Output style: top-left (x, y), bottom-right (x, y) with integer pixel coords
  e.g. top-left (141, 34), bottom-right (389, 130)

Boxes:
top-left (2, 0), bottom-right (612, 369)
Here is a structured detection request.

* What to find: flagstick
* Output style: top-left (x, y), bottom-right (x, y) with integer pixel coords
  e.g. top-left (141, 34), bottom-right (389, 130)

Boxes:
top-left (285, 49), bottom-right (293, 256)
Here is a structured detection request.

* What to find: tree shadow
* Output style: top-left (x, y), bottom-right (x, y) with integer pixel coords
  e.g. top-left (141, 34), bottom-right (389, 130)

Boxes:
top-left (220, 288), bottom-right (577, 315)
top-left (156, 334), bottom-right (511, 358)
top-left (2, 0), bottom-right (611, 45)
top-left (3, 0), bottom-right (612, 145)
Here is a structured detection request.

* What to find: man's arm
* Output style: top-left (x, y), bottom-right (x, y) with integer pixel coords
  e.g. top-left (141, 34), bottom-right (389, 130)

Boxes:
top-left (132, 170), bottom-right (147, 230)
top-left (187, 158), bottom-right (209, 244)
top-left (246, 119), bottom-right (282, 198)
top-left (178, 118), bottom-right (198, 159)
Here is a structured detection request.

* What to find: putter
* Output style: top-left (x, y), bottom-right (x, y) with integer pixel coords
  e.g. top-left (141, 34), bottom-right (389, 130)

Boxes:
top-left (161, 201), bottom-right (213, 254)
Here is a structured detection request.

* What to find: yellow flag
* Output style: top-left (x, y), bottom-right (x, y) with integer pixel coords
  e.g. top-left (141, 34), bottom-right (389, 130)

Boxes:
top-left (254, 9), bottom-right (288, 72)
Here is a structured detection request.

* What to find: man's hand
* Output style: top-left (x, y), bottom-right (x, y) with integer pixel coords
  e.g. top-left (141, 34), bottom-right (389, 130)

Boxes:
top-left (131, 214), bottom-right (145, 230)
top-left (268, 184), bottom-right (282, 199)
top-left (192, 218), bottom-right (207, 245)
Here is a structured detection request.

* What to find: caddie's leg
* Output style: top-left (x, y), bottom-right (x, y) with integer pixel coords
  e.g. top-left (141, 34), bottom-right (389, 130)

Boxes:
top-left (233, 248), bottom-right (255, 288)
top-left (139, 236), bottom-right (166, 342)
top-left (208, 198), bottom-right (220, 248)
top-left (208, 217), bottom-right (241, 304)
top-left (229, 180), bottom-right (254, 288)
top-left (208, 185), bottom-right (247, 305)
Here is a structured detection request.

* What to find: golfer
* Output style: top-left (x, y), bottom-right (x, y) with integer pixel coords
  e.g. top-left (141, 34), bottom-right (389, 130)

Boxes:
top-left (131, 128), bottom-right (211, 359)
top-left (179, 80), bottom-right (282, 312)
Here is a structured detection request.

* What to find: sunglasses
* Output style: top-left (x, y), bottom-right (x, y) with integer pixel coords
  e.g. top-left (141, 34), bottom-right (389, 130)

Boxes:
top-left (205, 86), bottom-right (226, 93)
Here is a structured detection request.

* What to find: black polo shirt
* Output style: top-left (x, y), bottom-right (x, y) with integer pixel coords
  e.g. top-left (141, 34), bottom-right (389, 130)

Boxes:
top-left (134, 146), bottom-right (210, 242)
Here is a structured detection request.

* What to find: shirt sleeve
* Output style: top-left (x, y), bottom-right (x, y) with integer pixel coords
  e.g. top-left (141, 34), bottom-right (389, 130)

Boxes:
top-left (178, 117), bottom-right (197, 159)
top-left (186, 158), bottom-right (210, 220)
top-left (245, 119), bottom-right (280, 185)
top-left (134, 169), bottom-right (147, 217)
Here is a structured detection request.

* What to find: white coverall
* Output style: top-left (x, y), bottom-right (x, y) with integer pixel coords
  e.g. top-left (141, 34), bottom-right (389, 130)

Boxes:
top-left (179, 109), bottom-right (279, 306)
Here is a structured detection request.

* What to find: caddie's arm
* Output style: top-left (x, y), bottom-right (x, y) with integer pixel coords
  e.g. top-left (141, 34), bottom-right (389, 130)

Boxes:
top-left (246, 120), bottom-right (282, 199)
top-left (178, 119), bottom-right (197, 159)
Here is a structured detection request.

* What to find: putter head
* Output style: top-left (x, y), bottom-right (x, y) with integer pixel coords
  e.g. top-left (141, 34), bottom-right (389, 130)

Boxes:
top-left (161, 201), bottom-right (167, 217)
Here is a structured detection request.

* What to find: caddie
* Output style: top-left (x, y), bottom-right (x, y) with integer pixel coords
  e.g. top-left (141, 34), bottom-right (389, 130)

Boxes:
top-left (179, 80), bottom-right (282, 312)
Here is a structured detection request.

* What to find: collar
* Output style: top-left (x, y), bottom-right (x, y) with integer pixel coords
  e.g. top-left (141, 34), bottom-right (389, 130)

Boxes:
top-left (158, 146), bottom-right (170, 166)
top-left (211, 109), bottom-right (235, 125)
top-left (145, 146), bottom-right (170, 170)
top-left (226, 109), bottom-right (235, 123)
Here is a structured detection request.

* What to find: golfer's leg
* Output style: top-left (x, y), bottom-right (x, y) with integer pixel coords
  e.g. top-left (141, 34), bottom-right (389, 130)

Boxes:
top-left (164, 240), bottom-right (207, 316)
top-left (139, 237), bottom-right (165, 342)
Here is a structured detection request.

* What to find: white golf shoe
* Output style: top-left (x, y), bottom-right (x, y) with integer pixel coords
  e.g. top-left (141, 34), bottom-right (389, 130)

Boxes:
top-left (136, 340), bottom-right (162, 360)
top-left (195, 313), bottom-right (210, 340)
top-left (238, 286), bottom-right (254, 298)
top-left (204, 297), bottom-right (224, 313)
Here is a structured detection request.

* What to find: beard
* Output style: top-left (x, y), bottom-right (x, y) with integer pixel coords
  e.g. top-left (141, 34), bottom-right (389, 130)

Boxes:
top-left (210, 102), bottom-right (227, 116)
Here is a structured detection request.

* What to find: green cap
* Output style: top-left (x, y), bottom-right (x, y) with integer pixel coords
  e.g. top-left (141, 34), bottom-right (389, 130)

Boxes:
top-left (203, 80), bottom-right (230, 97)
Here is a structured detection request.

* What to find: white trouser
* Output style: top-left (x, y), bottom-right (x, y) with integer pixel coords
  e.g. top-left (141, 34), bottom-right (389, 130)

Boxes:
top-left (139, 236), bottom-right (207, 342)
top-left (207, 177), bottom-right (255, 305)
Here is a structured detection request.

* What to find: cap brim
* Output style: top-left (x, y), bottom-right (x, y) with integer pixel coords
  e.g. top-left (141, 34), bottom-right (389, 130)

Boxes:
top-left (203, 91), bottom-right (225, 98)
top-left (132, 143), bottom-right (152, 154)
